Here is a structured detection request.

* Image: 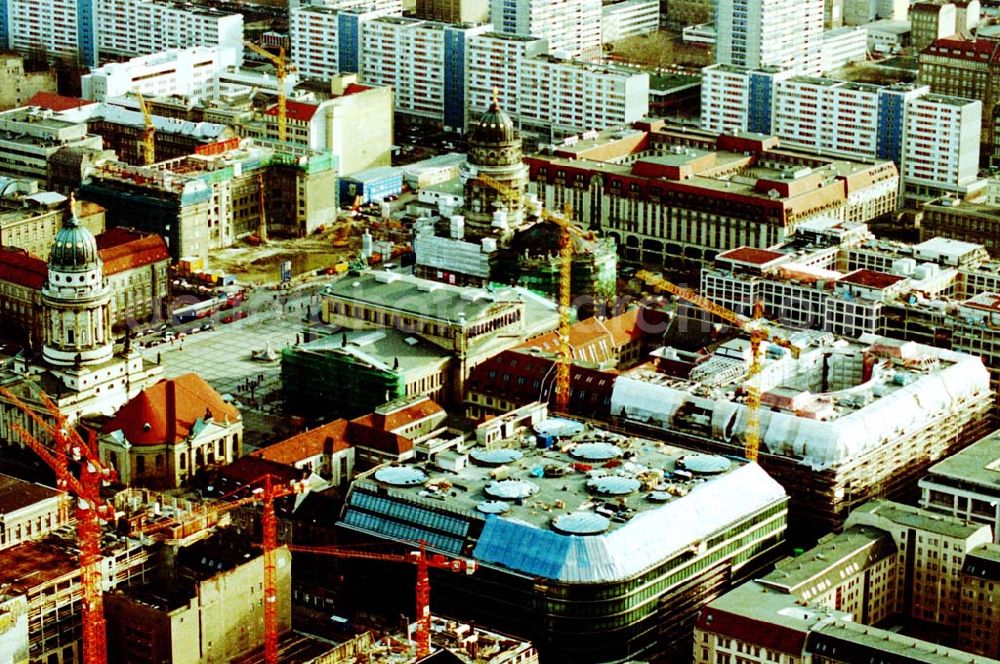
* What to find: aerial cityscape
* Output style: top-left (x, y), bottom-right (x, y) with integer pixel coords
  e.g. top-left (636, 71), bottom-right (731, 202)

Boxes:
top-left (0, 0), bottom-right (999, 662)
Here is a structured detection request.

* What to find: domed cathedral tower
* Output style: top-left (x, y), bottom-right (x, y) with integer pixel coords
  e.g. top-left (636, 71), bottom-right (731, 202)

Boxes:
top-left (460, 92), bottom-right (530, 239)
top-left (41, 195), bottom-right (114, 368)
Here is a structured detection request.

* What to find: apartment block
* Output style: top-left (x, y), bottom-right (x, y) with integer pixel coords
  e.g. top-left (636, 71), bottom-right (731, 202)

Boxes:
top-left (847, 500), bottom-right (993, 627)
top-left (904, 94), bottom-right (982, 200)
top-left (702, 67), bottom-right (983, 200)
top-left (489, 0), bottom-right (602, 59)
top-left (918, 36), bottom-right (1000, 145)
top-left (290, 4), bottom-right (400, 82)
top-left (920, 429), bottom-right (1000, 544)
top-left (715, 0), bottom-right (824, 76)
top-left (465, 32), bottom-right (547, 126)
top-left (959, 544), bottom-right (1000, 658)
top-left (0, 0), bottom-right (97, 66)
top-left (601, 0), bottom-right (660, 43)
top-left (97, 0), bottom-right (243, 62)
top-left (519, 56), bottom-right (649, 135)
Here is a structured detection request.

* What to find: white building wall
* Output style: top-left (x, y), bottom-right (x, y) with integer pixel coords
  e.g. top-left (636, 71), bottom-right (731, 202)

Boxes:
top-left (821, 27), bottom-right (868, 73)
top-left (467, 32), bottom-right (547, 120)
top-left (7, 0), bottom-right (80, 61)
top-left (601, 0), bottom-right (660, 43)
top-left (81, 45), bottom-right (241, 100)
top-left (519, 58), bottom-right (648, 133)
top-left (773, 78), bottom-right (879, 158)
top-left (877, 0), bottom-right (908, 20)
top-left (97, 0), bottom-right (244, 61)
top-left (700, 64), bottom-right (751, 134)
top-left (490, 0), bottom-right (602, 59)
top-left (903, 96), bottom-right (982, 192)
top-left (716, 0), bottom-right (824, 76)
top-left (362, 18), bottom-right (446, 121)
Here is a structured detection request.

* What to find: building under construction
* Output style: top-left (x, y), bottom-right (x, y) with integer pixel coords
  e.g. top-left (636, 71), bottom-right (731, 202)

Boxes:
top-left (412, 98), bottom-right (617, 310)
top-left (610, 330), bottom-right (993, 543)
top-left (336, 402), bottom-right (788, 663)
top-left (80, 138), bottom-right (338, 261)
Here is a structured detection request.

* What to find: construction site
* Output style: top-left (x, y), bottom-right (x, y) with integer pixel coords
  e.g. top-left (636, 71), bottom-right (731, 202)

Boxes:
top-left (610, 319), bottom-right (993, 542)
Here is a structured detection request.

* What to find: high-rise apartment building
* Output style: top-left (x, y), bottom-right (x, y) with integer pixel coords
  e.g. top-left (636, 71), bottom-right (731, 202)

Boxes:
top-left (919, 36), bottom-right (1000, 145)
top-left (489, 0), bottom-right (602, 59)
top-left (0, 0), bottom-right (242, 68)
top-left (414, 0), bottom-right (488, 23)
top-left (715, 0), bottom-right (824, 75)
top-left (290, 5), bottom-right (401, 81)
top-left (702, 66), bottom-right (983, 200)
top-left (466, 32), bottom-right (548, 122)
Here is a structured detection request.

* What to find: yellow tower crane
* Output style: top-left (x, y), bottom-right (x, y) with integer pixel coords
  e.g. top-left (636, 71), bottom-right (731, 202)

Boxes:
top-left (244, 41), bottom-right (296, 143)
top-left (476, 172), bottom-right (584, 414)
top-left (135, 90), bottom-right (155, 166)
top-left (634, 270), bottom-right (772, 462)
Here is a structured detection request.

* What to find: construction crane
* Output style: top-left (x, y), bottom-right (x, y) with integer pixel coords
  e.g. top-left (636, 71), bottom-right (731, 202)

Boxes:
top-left (288, 541), bottom-right (476, 659)
top-left (0, 386), bottom-right (116, 664)
top-left (123, 473), bottom-right (304, 664)
top-left (244, 41), bottom-right (296, 143)
top-left (135, 90), bottom-right (155, 166)
top-left (633, 270), bottom-right (770, 462)
top-left (475, 172), bottom-right (581, 413)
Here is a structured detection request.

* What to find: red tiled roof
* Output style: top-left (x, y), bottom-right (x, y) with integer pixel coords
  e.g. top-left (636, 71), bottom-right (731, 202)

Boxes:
top-left (840, 269), bottom-right (906, 289)
top-left (521, 309), bottom-right (670, 364)
top-left (253, 419), bottom-right (351, 466)
top-left (27, 91), bottom-right (97, 112)
top-left (922, 36), bottom-right (1000, 62)
top-left (340, 83), bottom-right (371, 97)
top-left (350, 398), bottom-right (444, 433)
top-left (346, 421), bottom-right (412, 455)
top-left (265, 99), bottom-right (318, 122)
top-left (695, 607), bottom-right (808, 656)
top-left (217, 455), bottom-right (305, 486)
top-left (717, 247), bottom-right (787, 266)
top-left (103, 373), bottom-right (239, 446)
top-left (96, 229), bottom-right (169, 275)
top-left (0, 247), bottom-right (46, 289)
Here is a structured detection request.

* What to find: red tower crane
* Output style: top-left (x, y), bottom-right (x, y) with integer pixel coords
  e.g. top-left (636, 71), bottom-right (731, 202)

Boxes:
top-left (0, 386), bottom-right (116, 664)
top-left (288, 541), bottom-right (477, 659)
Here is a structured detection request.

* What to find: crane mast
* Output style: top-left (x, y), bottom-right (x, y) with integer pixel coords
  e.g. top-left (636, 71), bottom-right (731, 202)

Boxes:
top-left (634, 271), bottom-right (769, 462)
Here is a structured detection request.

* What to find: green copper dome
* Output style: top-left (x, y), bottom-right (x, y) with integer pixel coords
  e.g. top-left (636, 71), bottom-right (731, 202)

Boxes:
top-left (50, 206), bottom-right (99, 270)
top-left (470, 97), bottom-right (516, 145)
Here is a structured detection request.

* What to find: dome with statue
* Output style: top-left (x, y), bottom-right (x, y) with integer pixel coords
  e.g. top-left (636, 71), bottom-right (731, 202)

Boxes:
top-left (50, 205), bottom-right (100, 271)
top-left (469, 96), bottom-right (517, 146)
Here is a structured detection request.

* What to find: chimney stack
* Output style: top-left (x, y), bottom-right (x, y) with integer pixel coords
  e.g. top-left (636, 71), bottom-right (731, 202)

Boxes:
top-left (165, 379), bottom-right (177, 443)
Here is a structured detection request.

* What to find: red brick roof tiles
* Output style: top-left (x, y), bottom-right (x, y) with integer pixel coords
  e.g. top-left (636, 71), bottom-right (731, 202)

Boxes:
top-left (0, 247), bottom-right (46, 289)
top-left (96, 229), bottom-right (169, 275)
top-left (103, 373), bottom-right (239, 446)
top-left (26, 92), bottom-right (97, 112)
top-left (265, 100), bottom-right (318, 122)
top-left (253, 419), bottom-right (351, 466)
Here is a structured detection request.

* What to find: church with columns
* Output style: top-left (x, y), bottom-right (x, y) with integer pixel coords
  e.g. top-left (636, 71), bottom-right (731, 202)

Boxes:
top-left (0, 197), bottom-right (163, 444)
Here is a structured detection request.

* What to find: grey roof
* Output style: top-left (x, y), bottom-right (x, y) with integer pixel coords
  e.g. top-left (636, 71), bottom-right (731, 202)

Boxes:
top-left (324, 270), bottom-right (555, 329)
top-left (291, 328), bottom-right (450, 374)
top-left (922, 429), bottom-right (1000, 494)
top-left (849, 500), bottom-right (990, 540)
top-left (761, 526), bottom-right (896, 597)
top-left (807, 620), bottom-right (1000, 663)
